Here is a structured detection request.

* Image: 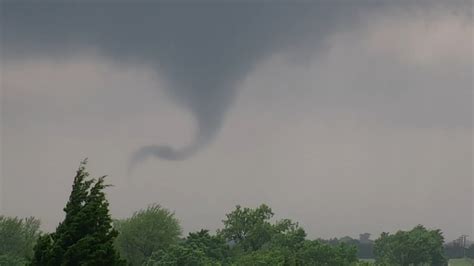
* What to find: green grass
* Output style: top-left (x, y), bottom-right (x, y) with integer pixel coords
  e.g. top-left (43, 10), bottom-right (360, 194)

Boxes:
top-left (449, 258), bottom-right (474, 266)
top-left (357, 258), bottom-right (473, 265)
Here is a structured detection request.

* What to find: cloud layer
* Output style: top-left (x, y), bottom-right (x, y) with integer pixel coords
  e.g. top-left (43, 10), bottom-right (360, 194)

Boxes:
top-left (1, 1), bottom-right (472, 239)
top-left (3, 1), bottom-right (469, 164)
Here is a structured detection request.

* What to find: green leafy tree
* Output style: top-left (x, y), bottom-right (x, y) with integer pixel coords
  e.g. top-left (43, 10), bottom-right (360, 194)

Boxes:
top-left (185, 229), bottom-right (230, 262)
top-left (30, 159), bottom-right (125, 266)
top-left (219, 204), bottom-right (358, 265)
top-left (144, 243), bottom-right (218, 266)
top-left (374, 225), bottom-right (447, 266)
top-left (232, 249), bottom-right (287, 265)
top-left (144, 229), bottom-right (230, 265)
top-left (295, 240), bottom-right (357, 265)
top-left (230, 240), bottom-right (357, 266)
top-left (219, 204), bottom-right (279, 252)
top-left (0, 253), bottom-right (29, 266)
top-left (267, 219), bottom-right (307, 251)
top-left (114, 204), bottom-right (181, 266)
top-left (0, 216), bottom-right (41, 265)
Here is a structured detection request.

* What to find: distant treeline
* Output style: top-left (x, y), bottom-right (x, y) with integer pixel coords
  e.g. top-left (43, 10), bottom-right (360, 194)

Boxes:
top-left (0, 161), bottom-right (472, 265)
top-left (318, 234), bottom-right (474, 261)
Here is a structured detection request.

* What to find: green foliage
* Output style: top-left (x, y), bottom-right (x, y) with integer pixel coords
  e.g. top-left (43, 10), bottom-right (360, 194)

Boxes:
top-left (219, 204), bottom-right (357, 265)
top-left (0, 215), bottom-right (41, 264)
top-left (144, 229), bottom-right (228, 266)
top-left (0, 253), bottom-right (29, 266)
top-left (114, 204), bottom-right (181, 266)
top-left (355, 260), bottom-right (374, 266)
top-left (185, 230), bottom-right (230, 262)
top-left (138, 204), bottom-right (359, 265)
top-left (6, 159), bottom-right (458, 266)
top-left (232, 249), bottom-right (287, 265)
top-left (144, 243), bottom-right (219, 266)
top-left (229, 239), bottom-right (357, 266)
top-left (219, 204), bottom-right (274, 252)
top-left (374, 225), bottom-right (447, 266)
top-left (30, 159), bottom-right (125, 266)
top-left (295, 240), bottom-right (358, 265)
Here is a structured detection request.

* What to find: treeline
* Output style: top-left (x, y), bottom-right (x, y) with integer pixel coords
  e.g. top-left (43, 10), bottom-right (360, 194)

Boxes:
top-left (0, 161), bottom-right (472, 265)
top-left (444, 239), bottom-right (474, 259)
top-left (317, 233), bottom-right (474, 261)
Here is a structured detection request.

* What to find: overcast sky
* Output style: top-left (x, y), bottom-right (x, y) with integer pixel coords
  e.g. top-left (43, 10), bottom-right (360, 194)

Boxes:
top-left (1, 1), bottom-right (472, 241)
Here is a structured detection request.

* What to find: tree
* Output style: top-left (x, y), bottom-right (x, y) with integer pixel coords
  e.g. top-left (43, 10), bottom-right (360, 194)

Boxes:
top-left (219, 204), bottom-right (358, 265)
top-left (144, 243), bottom-right (218, 266)
top-left (219, 204), bottom-right (277, 252)
top-left (318, 235), bottom-right (374, 260)
top-left (468, 244), bottom-right (474, 259)
top-left (444, 240), bottom-right (465, 259)
top-left (295, 240), bottom-right (358, 265)
top-left (232, 249), bottom-right (287, 265)
top-left (267, 219), bottom-right (307, 251)
top-left (30, 159), bottom-right (125, 266)
top-left (29, 234), bottom-right (53, 266)
top-left (142, 230), bottom-right (229, 266)
top-left (114, 204), bottom-right (181, 265)
top-left (185, 229), bottom-right (230, 262)
top-left (0, 216), bottom-right (41, 265)
top-left (374, 225), bottom-right (447, 266)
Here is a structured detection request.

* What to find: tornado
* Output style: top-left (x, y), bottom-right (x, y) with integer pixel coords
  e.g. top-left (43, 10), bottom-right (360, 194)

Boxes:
top-left (2, 1), bottom-right (465, 169)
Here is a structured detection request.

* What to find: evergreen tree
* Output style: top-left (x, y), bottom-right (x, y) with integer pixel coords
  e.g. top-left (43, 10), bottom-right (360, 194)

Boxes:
top-left (31, 159), bottom-right (125, 266)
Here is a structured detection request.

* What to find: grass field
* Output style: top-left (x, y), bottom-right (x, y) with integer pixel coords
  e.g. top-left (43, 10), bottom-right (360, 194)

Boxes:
top-left (449, 258), bottom-right (474, 266)
top-left (358, 258), bottom-right (473, 265)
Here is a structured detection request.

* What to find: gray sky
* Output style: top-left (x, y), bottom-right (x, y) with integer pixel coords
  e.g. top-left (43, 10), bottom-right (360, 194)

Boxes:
top-left (1, 1), bottom-right (472, 241)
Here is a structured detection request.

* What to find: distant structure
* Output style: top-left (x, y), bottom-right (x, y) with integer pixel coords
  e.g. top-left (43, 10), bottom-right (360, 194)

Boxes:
top-left (456, 235), bottom-right (469, 257)
top-left (359, 233), bottom-right (371, 244)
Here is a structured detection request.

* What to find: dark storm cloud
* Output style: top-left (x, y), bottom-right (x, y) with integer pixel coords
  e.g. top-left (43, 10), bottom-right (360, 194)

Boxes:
top-left (1, 1), bottom-right (469, 164)
top-left (1, 0), bottom-right (472, 240)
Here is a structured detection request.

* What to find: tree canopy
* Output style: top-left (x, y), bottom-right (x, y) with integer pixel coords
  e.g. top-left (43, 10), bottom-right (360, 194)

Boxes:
top-left (374, 225), bottom-right (447, 266)
top-left (217, 204), bottom-right (358, 265)
top-left (0, 216), bottom-right (41, 265)
top-left (144, 229), bottom-right (229, 265)
top-left (2, 160), bottom-right (462, 265)
top-left (30, 159), bottom-right (125, 266)
top-left (114, 204), bottom-right (181, 266)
